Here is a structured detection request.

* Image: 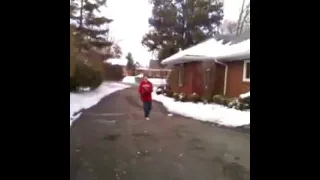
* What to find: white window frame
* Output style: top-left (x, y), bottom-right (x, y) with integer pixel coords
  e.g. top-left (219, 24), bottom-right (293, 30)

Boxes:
top-left (178, 64), bottom-right (184, 87)
top-left (242, 60), bottom-right (250, 82)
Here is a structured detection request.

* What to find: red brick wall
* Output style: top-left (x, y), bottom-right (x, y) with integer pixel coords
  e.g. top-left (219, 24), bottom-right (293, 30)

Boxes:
top-left (225, 61), bottom-right (250, 97)
top-left (168, 60), bottom-right (250, 98)
top-left (168, 62), bottom-right (207, 96)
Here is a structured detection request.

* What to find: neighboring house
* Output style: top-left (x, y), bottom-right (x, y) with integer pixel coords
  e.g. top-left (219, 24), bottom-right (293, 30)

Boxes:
top-left (134, 60), bottom-right (171, 78)
top-left (161, 30), bottom-right (250, 98)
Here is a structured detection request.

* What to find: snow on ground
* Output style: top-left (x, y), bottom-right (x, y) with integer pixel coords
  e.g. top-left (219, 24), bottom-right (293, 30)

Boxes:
top-left (152, 93), bottom-right (250, 127)
top-left (70, 82), bottom-right (130, 127)
top-left (239, 91), bottom-right (250, 99)
top-left (148, 78), bottom-right (166, 87)
top-left (122, 74), bottom-right (166, 87)
top-left (122, 76), bottom-right (137, 84)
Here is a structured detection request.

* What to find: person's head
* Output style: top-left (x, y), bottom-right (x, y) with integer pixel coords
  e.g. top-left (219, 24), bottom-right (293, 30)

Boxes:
top-left (143, 74), bottom-right (148, 81)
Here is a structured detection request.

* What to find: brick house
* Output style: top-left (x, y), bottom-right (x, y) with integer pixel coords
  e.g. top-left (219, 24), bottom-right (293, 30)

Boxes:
top-left (161, 31), bottom-right (250, 98)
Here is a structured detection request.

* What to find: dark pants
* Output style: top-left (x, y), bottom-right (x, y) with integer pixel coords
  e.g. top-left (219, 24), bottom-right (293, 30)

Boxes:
top-left (143, 101), bottom-right (152, 118)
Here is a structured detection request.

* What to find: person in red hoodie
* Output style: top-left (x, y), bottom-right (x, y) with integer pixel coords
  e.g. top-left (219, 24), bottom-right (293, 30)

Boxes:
top-left (139, 74), bottom-right (153, 120)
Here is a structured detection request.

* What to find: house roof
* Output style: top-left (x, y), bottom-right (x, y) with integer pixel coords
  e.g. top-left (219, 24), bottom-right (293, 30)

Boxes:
top-left (161, 30), bottom-right (250, 65)
top-left (214, 39), bottom-right (250, 61)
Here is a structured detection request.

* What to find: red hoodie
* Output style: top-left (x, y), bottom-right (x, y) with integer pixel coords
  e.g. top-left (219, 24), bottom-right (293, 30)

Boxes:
top-left (139, 80), bottom-right (153, 102)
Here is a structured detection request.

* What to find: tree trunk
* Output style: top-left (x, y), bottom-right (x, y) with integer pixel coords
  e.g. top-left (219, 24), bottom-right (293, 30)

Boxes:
top-left (236, 0), bottom-right (246, 35)
top-left (239, 2), bottom-right (250, 34)
top-left (78, 0), bottom-right (84, 52)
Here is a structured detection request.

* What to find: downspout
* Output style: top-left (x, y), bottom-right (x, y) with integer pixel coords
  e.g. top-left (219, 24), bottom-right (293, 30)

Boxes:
top-left (214, 59), bottom-right (228, 96)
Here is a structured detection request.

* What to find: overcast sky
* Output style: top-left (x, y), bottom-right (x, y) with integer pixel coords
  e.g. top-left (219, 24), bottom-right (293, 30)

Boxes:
top-left (102, 0), bottom-right (249, 66)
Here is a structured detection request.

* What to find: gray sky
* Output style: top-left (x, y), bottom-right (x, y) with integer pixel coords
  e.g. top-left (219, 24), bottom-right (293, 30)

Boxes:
top-left (102, 0), bottom-right (249, 66)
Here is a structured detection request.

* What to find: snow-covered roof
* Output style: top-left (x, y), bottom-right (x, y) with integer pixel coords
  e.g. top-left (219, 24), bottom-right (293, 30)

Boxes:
top-left (103, 58), bottom-right (127, 66)
top-left (213, 39), bottom-right (250, 61)
top-left (161, 38), bottom-right (227, 65)
top-left (161, 31), bottom-right (250, 65)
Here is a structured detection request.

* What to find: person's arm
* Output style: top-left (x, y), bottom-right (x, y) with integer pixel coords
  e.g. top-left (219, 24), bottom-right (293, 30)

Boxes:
top-left (149, 83), bottom-right (154, 93)
top-left (139, 83), bottom-right (144, 95)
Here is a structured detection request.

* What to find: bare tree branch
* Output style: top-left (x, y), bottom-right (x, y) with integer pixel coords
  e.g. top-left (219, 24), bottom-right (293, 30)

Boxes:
top-left (236, 0), bottom-right (246, 35)
top-left (236, 0), bottom-right (250, 35)
top-left (239, 2), bottom-right (250, 34)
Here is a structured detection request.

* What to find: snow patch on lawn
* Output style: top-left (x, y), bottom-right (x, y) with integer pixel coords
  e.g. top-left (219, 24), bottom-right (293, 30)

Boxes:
top-left (122, 76), bottom-right (137, 84)
top-left (152, 93), bottom-right (250, 127)
top-left (70, 82), bottom-right (130, 127)
top-left (122, 75), bottom-right (166, 87)
top-left (148, 78), bottom-right (166, 87)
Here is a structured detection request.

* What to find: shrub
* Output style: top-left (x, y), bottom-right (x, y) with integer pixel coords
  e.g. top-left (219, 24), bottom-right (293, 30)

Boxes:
top-left (156, 87), bottom-right (163, 95)
top-left (157, 85), bottom-right (166, 94)
top-left (239, 94), bottom-right (250, 110)
top-left (235, 102), bottom-right (249, 110)
top-left (70, 77), bottom-right (78, 92)
top-left (221, 98), bottom-right (230, 106)
top-left (70, 60), bottom-right (103, 92)
top-left (236, 103), bottom-right (244, 111)
top-left (165, 90), bottom-right (174, 97)
top-left (212, 95), bottom-right (224, 104)
top-left (211, 94), bottom-right (250, 111)
top-left (173, 92), bottom-right (180, 101)
top-left (240, 96), bottom-right (250, 104)
top-left (188, 93), bottom-right (201, 103)
top-left (179, 93), bottom-right (187, 102)
top-left (104, 63), bottom-right (124, 81)
top-left (201, 95), bottom-right (213, 104)
top-left (226, 97), bottom-right (239, 108)
top-left (212, 95), bottom-right (240, 108)
top-left (242, 103), bottom-right (250, 110)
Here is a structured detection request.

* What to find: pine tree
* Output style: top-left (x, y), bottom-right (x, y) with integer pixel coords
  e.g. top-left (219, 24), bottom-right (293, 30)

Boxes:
top-left (125, 52), bottom-right (135, 70)
top-left (142, 0), bottom-right (224, 62)
top-left (70, 0), bottom-right (113, 52)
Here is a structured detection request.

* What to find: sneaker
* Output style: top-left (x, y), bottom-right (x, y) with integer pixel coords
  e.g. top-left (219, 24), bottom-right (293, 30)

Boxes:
top-left (145, 117), bottom-right (150, 121)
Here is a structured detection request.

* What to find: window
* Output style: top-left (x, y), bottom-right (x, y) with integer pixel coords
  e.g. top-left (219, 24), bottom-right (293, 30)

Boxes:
top-left (178, 64), bottom-right (184, 86)
top-left (242, 60), bottom-right (250, 82)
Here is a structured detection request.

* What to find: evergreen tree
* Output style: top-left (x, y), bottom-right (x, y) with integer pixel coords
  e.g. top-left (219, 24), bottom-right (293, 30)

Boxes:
top-left (125, 52), bottom-right (135, 70)
top-left (70, 0), bottom-right (113, 52)
top-left (142, 0), bottom-right (224, 62)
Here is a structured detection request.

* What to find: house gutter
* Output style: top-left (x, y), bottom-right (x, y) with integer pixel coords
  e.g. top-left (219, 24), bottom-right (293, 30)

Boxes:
top-left (214, 59), bottom-right (228, 96)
